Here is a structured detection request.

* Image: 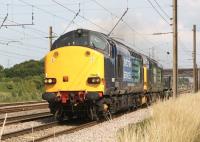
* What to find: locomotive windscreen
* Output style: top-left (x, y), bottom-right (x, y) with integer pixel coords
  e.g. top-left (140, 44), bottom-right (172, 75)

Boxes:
top-left (51, 29), bottom-right (89, 50)
top-left (51, 29), bottom-right (109, 53)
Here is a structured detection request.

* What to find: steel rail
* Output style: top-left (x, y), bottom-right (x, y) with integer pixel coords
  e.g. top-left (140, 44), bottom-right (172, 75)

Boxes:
top-left (31, 89), bottom-right (192, 141)
top-left (0, 101), bottom-right (46, 107)
top-left (1, 121), bottom-right (58, 140)
top-left (0, 103), bottom-right (48, 114)
top-left (1, 90), bottom-right (191, 141)
top-left (0, 112), bottom-right (52, 126)
top-left (29, 112), bottom-right (127, 142)
top-left (178, 89), bottom-right (191, 94)
top-left (1, 115), bottom-right (118, 141)
top-left (30, 121), bottom-right (98, 142)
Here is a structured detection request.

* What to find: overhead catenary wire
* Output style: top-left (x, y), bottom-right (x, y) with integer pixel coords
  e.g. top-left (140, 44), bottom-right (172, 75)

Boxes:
top-left (0, 43), bottom-right (44, 61)
top-left (6, 27), bottom-right (47, 43)
top-left (18, 0), bottom-right (67, 20)
top-left (178, 35), bottom-right (193, 54)
top-left (0, 17), bottom-right (49, 37)
top-left (0, 3), bottom-right (50, 58)
top-left (0, 52), bottom-right (31, 60)
top-left (61, 3), bottom-right (81, 35)
top-left (146, 0), bottom-right (171, 25)
top-left (1, 4), bottom-right (34, 27)
top-left (0, 15), bottom-right (50, 54)
top-left (0, 40), bottom-right (48, 52)
top-left (0, 14), bottom-right (8, 29)
top-left (0, 2), bottom-right (81, 7)
top-left (108, 8), bottom-right (128, 36)
top-left (51, 0), bottom-right (109, 33)
top-left (90, 0), bottom-right (116, 16)
top-left (1, 26), bottom-right (49, 52)
top-left (152, 0), bottom-right (171, 18)
top-left (0, 48), bottom-right (39, 58)
top-left (18, 0), bottom-right (164, 52)
top-left (90, 0), bottom-right (164, 42)
top-left (178, 40), bottom-right (193, 67)
top-left (90, 0), bottom-right (165, 53)
top-left (0, 0), bottom-right (192, 69)
top-left (18, 0), bottom-right (82, 32)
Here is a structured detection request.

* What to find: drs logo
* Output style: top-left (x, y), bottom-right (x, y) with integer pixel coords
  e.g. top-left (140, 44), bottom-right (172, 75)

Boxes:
top-left (123, 57), bottom-right (133, 82)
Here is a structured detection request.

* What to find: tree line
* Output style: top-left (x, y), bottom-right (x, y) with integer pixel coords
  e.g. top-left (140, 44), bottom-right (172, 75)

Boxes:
top-left (0, 60), bottom-right (44, 78)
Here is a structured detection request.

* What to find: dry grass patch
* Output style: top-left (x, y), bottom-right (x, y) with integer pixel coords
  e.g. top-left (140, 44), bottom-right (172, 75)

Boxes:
top-left (117, 93), bottom-right (200, 142)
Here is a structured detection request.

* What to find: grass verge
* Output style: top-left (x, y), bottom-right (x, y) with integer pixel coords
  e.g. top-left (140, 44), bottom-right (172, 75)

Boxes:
top-left (117, 92), bottom-right (200, 142)
top-left (0, 76), bottom-right (43, 102)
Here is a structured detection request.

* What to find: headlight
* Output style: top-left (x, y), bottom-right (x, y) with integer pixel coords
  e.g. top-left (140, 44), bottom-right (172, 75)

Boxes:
top-left (44, 79), bottom-right (48, 84)
top-left (87, 77), bottom-right (101, 84)
top-left (44, 78), bottom-right (56, 84)
top-left (48, 79), bottom-right (53, 83)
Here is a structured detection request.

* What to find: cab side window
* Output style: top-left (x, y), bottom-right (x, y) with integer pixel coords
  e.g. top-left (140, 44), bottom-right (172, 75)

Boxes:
top-left (90, 33), bottom-right (109, 53)
top-left (117, 55), bottom-right (123, 79)
top-left (109, 41), bottom-right (116, 58)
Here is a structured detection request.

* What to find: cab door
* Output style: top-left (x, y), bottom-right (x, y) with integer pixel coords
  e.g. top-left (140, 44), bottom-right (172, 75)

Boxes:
top-left (104, 41), bottom-right (116, 93)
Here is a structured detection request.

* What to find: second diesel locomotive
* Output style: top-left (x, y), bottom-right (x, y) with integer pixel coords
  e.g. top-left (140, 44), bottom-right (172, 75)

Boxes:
top-left (42, 29), bottom-right (165, 121)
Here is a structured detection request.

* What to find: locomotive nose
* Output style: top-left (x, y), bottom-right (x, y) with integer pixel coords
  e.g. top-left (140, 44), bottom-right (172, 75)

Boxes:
top-left (44, 46), bottom-right (105, 93)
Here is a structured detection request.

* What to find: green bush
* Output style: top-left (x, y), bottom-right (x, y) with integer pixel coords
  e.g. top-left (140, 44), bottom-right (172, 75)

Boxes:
top-left (6, 83), bottom-right (14, 90)
top-left (0, 59), bottom-right (44, 102)
top-left (3, 60), bottom-right (44, 78)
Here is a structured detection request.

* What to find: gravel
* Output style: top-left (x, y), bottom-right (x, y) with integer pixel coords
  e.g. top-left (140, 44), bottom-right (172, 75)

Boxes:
top-left (4, 125), bottom-right (75, 142)
top-left (1, 116), bottom-right (55, 134)
top-left (46, 108), bottom-right (152, 142)
top-left (0, 108), bottom-right (151, 142)
top-left (0, 109), bottom-right (53, 134)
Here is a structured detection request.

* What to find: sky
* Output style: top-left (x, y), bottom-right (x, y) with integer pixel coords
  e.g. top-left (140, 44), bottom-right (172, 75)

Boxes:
top-left (0, 0), bottom-right (199, 69)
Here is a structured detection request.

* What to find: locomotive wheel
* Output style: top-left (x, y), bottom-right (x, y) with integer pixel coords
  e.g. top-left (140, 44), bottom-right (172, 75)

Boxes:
top-left (147, 94), bottom-right (152, 106)
top-left (48, 102), bottom-right (58, 114)
top-left (55, 107), bottom-right (64, 122)
top-left (103, 103), bottom-right (112, 121)
top-left (103, 110), bottom-right (112, 121)
top-left (88, 105), bottom-right (99, 121)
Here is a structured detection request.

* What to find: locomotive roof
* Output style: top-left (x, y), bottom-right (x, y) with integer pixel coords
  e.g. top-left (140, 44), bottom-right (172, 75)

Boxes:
top-left (62, 29), bottom-right (163, 68)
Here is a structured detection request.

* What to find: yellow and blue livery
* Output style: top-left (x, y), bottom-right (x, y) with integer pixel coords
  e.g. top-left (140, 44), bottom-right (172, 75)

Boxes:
top-left (42, 29), bottom-right (164, 121)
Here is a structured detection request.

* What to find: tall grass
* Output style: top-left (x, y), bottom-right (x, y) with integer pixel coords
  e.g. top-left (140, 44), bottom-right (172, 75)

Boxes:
top-left (0, 76), bottom-right (43, 102)
top-left (117, 92), bottom-right (200, 142)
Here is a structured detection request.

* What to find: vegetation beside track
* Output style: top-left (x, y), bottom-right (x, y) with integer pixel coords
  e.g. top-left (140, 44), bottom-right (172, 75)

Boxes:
top-left (117, 92), bottom-right (200, 142)
top-left (0, 60), bottom-right (44, 102)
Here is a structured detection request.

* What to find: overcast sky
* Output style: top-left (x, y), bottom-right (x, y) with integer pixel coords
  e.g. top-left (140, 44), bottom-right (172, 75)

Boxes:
top-left (0, 0), bottom-right (199, 69)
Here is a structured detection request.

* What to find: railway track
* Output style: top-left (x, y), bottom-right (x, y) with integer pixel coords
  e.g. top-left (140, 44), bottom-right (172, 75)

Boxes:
top-left (0, 112), bottom-right (53, 126)
top-left (1, 120), bottom-right (96, 142)
top-left (1, 91), bottom-right (192, 142)
top-left (28, 121), bottom-right (97, 142)
top-left (0, 89), bottom-right (189, 115)
top-left (1, 111), bottom-right (127, 142)
top-left (0, 102), bottom-right (48, 114)
top-left (0, 101), bottom-right (46, 108)
top-left (178, 89), bottom-right (191, 94)
top-left (1, 121), bottom-right (59, 141)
